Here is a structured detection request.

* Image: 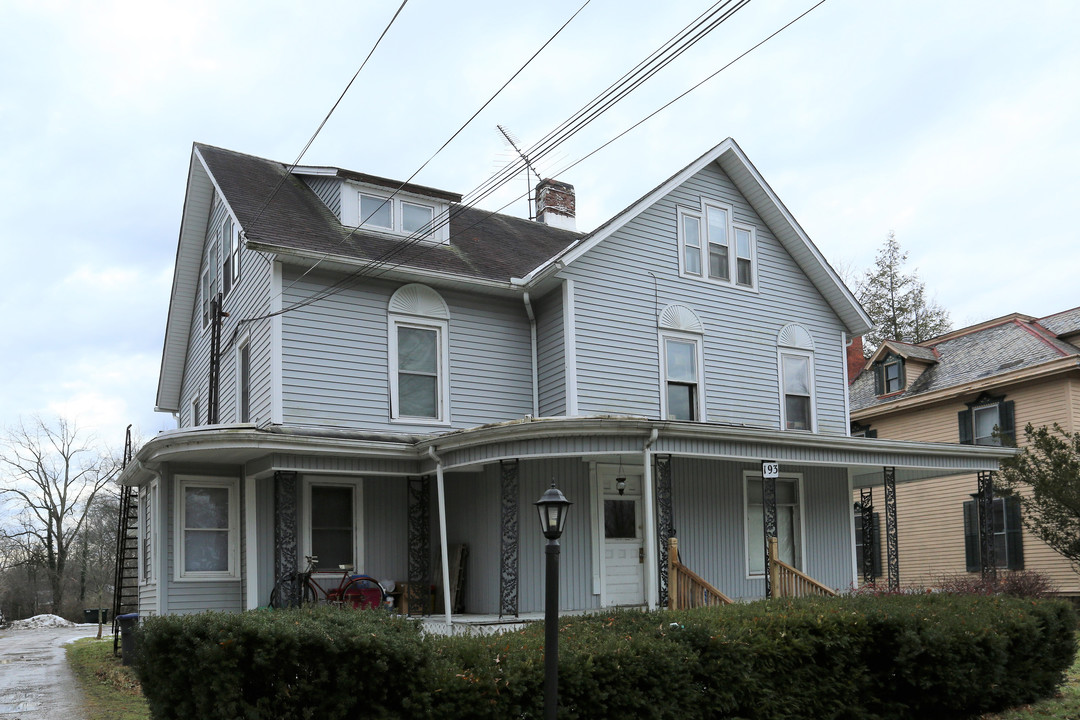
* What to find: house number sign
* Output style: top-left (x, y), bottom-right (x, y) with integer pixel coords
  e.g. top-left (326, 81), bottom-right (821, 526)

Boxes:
top-left (761, 461), bottom-right (779, 479)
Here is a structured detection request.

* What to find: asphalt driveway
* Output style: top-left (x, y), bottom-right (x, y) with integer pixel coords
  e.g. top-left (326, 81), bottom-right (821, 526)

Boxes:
top-left (0, 624), bottom-right (99, 720)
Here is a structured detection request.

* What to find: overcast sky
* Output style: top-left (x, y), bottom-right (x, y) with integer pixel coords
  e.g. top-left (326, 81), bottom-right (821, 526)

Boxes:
top-left (1, 0), bottom-right (1077, 449)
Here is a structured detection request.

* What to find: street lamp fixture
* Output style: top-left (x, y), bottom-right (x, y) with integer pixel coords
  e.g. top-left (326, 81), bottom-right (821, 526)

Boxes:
top-left (535, 483), bottom-right (571, 720)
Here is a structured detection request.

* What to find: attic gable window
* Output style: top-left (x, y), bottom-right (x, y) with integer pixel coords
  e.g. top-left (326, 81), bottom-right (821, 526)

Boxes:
top-left (222, 217), bottom-right (241, 297)
top-left (678, 200), bottom-right (756, 290)
top-left (201, 239), bottom-right (220, 330)
top-left (873, 354), bottom-right (905, 396)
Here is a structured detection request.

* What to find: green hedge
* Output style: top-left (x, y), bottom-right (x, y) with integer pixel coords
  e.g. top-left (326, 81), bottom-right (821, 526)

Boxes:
top-left (135, 595), bottom-right (1076, 720)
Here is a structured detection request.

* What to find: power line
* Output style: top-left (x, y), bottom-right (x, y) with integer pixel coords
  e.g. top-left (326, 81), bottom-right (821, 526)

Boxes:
top-left (243, 0), bottom-right (823, 322)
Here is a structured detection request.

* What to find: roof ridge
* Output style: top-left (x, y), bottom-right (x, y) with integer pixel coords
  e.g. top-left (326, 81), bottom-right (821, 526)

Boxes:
top-left (1016, 318), bottom-right (1071, 357)
top-left (1038, 304), bottom-right (1080, 322)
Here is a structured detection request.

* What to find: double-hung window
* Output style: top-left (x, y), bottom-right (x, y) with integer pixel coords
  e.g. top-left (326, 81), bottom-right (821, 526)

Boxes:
top-left (746, 475), bottom-right (802, 575)
top-left (201, 240), bottom-right (220, 330)
top-left (678, 201), bottom-right (756, 289)
top-left (140, 481), bottom-right (158, 583)
top-left (777, 324), bottom-right (816, 432)
top-left (304, 480), bottom-right (361, 571)
top-left (958, 396), bottom-right (1015, 446)
top-left (176, 477), bottom-right (238, 579)
top-left (236, 340), bottom-right (250, 423)
top-left (388, 284), bottom-right (451, 424)
top-left (963, 496), bottom-right (1024, 571)
top-left (663, 337), bottom-right (700, 421)
top-left (222, 217), bottom-right (240, 297)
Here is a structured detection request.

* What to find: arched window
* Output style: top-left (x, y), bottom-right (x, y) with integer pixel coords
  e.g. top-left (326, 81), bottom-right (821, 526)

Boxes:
top-left (388, 284), bottom-right (450, 423)
top-left (658, 305), bottom-right (706, 421)
top-left (777, 324), bottom-right (815, 432)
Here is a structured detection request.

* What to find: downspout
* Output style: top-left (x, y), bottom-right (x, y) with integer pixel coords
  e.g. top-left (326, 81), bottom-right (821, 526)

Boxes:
top-left (428, 446), bottom-right (453, 626)
top-left (523, 292), bottom-right (539, 417)
top-left (641, 428), bottom-right (660, 610)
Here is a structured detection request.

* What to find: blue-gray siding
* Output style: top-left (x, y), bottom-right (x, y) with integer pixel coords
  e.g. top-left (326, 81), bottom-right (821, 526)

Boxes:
top-left (178, 193), bottom-right (273, 428)
top-left (536, 289), bottom-right (567, 416)
top-left (558, 162), bottom-right (849, 434)
top-left (280, 270), bottom-right (534, 432)
top-left (302, 176), bottom-right (342, 217)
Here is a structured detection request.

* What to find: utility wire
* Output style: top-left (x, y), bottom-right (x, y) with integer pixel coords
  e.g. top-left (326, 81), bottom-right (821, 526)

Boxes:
top-left (244, 0), bottom-right (822, 322)
top-left (245, 0), bottom-right (411, 236)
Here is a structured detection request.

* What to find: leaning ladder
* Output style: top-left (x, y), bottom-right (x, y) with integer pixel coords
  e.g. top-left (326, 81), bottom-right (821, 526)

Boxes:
top-left (111, 425), bottom-right (140, 654)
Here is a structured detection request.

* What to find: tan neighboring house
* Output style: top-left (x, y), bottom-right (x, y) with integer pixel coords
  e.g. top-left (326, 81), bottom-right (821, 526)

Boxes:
top-left (848, 306), bottom-right (1080, 595)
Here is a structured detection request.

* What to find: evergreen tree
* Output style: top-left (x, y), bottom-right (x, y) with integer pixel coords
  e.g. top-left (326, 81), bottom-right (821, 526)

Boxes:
top-left (856, 231), bottom-right (951, 350)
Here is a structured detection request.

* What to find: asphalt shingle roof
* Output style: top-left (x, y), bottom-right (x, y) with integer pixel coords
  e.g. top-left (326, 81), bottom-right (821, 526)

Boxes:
top-left (1039, 306), bottom-right (1080, 337)
top-left (197, 143), bottom-right (584, 284)
top-left (851, 317), bottom-right (1080, 411)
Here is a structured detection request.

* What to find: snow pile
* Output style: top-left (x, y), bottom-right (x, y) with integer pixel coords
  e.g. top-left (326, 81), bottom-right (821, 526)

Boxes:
top-left (8, 614), bottom-right (76, 629)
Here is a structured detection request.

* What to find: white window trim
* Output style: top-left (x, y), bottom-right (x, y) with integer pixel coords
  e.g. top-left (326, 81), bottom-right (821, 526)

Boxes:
top-left (388, 314), bottom-right (451, 425)
top-left (351, 184), bottom-right (448, 244)
top-left (883, 357), bottom-right (903, 394)
top-left (201, 238), bottom-right (220, 333)
top-left (235, 333), bottom-right (251, 424)
top-left (778, 348), bottom-right (817, 432)
top-left (658, 330), bottom-right (707, 421)
top-left (190, 394), bottom-right (200, 428)
top-left (174, 476), bottom-right (240, 581)
top-left (301, 477), bottom-right (364, 573)
top-left (139, 480), bottom-right (159, 585)
top-left (743, 471), bottom-right (805, 579)
top-left (676, 200), bottom-right (758, 292)
top-left (972, 404), bottom-right (1001, 446)
top-left (222, 217), bottom-right (241, 299)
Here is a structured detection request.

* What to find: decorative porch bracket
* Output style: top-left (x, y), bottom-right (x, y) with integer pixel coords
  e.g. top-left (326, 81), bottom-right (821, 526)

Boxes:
top-left (762, 474), bottom-right (777, 599)
top-left (407, 475), bottom-right (432, 616)
top-left (274, 470), bottom-right (298, 607)
top-left (859, 488), bottom-right (875, 585)
top-left (499, 460), bottom-right (519, 617)
top-left (883, 466), bottom-right (899, 592)
top-left (978, 471), bottom-right (997, 580)
top-left (654, 454), bottom-right (673, 608)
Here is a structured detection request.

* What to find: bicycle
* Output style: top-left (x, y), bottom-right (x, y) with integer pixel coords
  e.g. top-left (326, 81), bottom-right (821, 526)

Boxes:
top-left (268, 555), bottom-right (353, 608)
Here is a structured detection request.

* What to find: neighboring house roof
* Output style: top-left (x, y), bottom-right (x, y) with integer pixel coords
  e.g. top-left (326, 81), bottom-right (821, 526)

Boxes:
top-left (865, 340), bottom-right (938, 366)
top-left (851, 311), bottom-right (1080, 415)
top-left (1038, 306), bottom-right (1080, 337)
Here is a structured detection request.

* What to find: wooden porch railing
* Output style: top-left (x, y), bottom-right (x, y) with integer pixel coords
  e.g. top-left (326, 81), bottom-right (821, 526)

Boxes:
top-left (768, 536), bottom-right (837, 598)
top-left (667, 537), bottom-right (733, 609)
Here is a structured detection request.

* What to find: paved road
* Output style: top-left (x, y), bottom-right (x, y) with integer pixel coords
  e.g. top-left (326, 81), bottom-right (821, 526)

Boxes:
top-left (0, 625), bottom-right (100, 720)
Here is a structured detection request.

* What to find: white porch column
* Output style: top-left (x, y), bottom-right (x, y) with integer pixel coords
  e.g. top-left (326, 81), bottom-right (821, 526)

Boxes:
top-left (244, 473), bottom-right (259, 610)
top-left (641, 429), bottom-right (659, 610)
top-left (429, 447), bottom-right (453, 626)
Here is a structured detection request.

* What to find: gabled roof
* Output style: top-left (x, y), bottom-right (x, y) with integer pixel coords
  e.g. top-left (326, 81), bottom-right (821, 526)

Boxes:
top-left (851, 312), bottom-right (1080, 415)
top-left (865, 339), bottom-right (938, 367)
top-left (1038, 306), bottom-right (1080, 337)
top-left (513, 138), bottom-right (872, 336)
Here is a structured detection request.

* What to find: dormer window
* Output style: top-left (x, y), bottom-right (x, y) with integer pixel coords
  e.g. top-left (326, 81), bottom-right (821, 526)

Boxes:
top-left (402, 201), bottom-right (433, 234)
top-left (873, 354), bottom-right (905, 396)
top-left (354, 188), bottom-right (443, 241)
top-left (360, 193), bottom-right (392, 229)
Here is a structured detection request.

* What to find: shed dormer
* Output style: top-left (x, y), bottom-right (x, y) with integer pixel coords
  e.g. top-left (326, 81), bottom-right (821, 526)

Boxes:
top-left (865, 340), bottom-right (938, 397)
top-left (293, 165), bottom-right (462, 245)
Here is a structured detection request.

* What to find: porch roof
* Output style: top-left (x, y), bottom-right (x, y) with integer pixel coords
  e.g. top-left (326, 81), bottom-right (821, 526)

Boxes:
top-left (118, 416), bottom-right (1012, 488)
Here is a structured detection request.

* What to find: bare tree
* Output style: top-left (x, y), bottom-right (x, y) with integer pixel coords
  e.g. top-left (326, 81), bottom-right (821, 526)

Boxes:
top-left (0, 416), bottom-right (118, 615)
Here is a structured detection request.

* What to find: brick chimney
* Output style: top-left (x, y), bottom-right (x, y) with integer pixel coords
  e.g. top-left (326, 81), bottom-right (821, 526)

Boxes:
top-left (535, 179), bottom-right (576, 231)
top-left (847, 336), bottom-right (866, 384)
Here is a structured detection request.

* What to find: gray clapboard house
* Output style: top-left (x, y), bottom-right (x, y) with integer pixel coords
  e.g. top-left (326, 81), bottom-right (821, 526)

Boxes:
top-left (119, 139), bottom-right (1011, 621)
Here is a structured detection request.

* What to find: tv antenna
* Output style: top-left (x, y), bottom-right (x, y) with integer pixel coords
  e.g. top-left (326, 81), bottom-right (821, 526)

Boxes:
top-left (497, 124), bottom-right (540, 220)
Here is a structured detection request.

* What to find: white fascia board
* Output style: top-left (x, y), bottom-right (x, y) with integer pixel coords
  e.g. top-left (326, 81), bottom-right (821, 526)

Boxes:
top-left (155, 146), bottom-right (216, 412)
top-left (290, 165), bottom-right (339, 176)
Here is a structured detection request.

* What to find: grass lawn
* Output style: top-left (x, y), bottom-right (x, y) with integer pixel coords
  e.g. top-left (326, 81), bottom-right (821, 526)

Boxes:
top-left (982, 648), bottom-right (1080, 720)
top-left (66, 637), bottom-right (150, 720)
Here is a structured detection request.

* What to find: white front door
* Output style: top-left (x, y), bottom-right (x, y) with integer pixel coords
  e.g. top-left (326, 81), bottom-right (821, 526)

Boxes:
top-left (600, 469), bottom-right (645, 607)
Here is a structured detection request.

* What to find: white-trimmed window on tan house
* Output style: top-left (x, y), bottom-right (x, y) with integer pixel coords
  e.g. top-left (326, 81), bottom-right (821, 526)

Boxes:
top-left (958, 395), bottom-right (1015, 446)
top-left (658, 305), bottom-right (706, 421)
top-left (963, 496), bottom-right (1024, 571)
top-left (777, 324), bottom-right (816, 432)
top-left (388, 284), bottom-right (451, 424)
top-left (176, 477), bottom-right (239, 580)
top-left (745, 473), bottom-right (804, 576)
top-left (303, 478), bottom-right (363, 571)
top-left (678, 200), bottom-right (756, 289)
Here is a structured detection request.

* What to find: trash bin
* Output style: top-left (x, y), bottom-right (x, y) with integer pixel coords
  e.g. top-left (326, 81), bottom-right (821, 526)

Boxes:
top-left (83, 608), bottom-right (109, 624)
top-left (116, 613), bottom-right (139, 666)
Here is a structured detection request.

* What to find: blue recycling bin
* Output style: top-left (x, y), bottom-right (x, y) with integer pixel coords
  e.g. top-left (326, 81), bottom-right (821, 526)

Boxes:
top-left (116, 613), bottom-right (139, 666)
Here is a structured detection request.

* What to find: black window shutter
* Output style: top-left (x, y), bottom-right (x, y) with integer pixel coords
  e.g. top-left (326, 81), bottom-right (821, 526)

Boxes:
top-left (958, 409), bottom-right (973, 445)
top-left (998, 400), bottom-right (1016, 447)
top-left (898, 359), bottom-right (906, 390)
top-left (874, 365), bottom-right (885, 395)
top-left (963, 500), bottom-right (980, 572)
top-left (1005, 496), bottom-right (1024, 570)
top-left (866, 429), bottom-right (878, 439)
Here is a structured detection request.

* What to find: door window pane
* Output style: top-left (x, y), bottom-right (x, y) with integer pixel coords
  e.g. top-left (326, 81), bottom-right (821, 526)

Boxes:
top-left (604, 499), bottom-right (637, 539)
top-left (747, 478), bottom-right (801, 574)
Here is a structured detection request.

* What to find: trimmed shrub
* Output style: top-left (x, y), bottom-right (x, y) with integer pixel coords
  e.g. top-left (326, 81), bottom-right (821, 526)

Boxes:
top-left (135, 595), bottom-right (1076, 720)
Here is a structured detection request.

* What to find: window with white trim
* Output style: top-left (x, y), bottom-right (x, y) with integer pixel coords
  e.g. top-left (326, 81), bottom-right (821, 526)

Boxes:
top-left (236, 339), bottom-right (251, 423)
top-left (388, 284), bottom-right (451, 424)
top-left (777, 324), bottom-right (816, 432)
top-left (176, 477), bottom-right (238, 579)
top-left (140, 481), bottom-right (158, 583)
top-left (303, 479), bottom-right (362, 571)
top-left (201, 239), bottom-right (220, 330)
top-left (678, 200), bottom-right (756, 288)
top-left (190, 395), bottom-right (201, 427)
top-left (222, 217), bottom-right (241, 297)
top-left (358, 191), bottom-right (438, 239)
top-left (657, 304), bottom-right (707, 422)
top-left (746, 474), bottom-right (802, 575)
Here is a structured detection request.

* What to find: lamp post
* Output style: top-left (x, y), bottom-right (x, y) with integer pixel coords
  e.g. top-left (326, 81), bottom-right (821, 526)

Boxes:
top-left (535, 483), bottom-right (571, 720)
